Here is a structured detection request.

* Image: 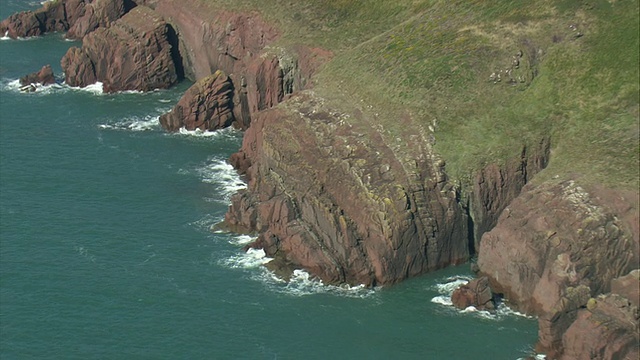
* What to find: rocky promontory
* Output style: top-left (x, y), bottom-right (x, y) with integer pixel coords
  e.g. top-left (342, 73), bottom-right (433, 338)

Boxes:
top-left (159, 70), bottom-right (235, 132)
top-left (60, 5), bottom-right (181, 92)
top-left (2, 0), bottom-right (638, 357)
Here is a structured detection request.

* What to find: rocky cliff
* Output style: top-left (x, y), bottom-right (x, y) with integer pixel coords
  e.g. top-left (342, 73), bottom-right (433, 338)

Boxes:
top-left (3, 0), bottom-right (638, 357)
top-left (60, 5), bottom-right (181, 92)
top-left (477, 180), bottom-right (639, 357)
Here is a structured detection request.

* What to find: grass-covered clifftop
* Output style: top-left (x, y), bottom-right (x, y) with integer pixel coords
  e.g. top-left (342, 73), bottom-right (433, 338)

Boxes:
top-left (203, 0), bottom-right (639, 190)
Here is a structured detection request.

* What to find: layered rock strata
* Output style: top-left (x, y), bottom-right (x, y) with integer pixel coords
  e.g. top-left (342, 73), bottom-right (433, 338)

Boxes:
top-left (66, 0), bottom-right (136, 39)
top-left (0, 0), bottom-right (134, 39)
top-left (477, 180), bottom-right (639, 357)
top-left (159, 70), bottom-right (235, 131)
top-left (60, 5), bottom-right (181, 92)
top-left (0, 0), bottom-right (80, 38)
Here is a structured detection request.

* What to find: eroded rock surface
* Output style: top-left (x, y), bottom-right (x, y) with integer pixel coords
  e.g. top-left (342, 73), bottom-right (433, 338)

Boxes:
top-left (451, 276), bottom-right (496, 311)
top-left (477, 179), bottom-right (639, 357)
top-left (561, 293), bottom-right (639, 360)
top-left (225, 92), bottom-right (470, 286)
top-left (0, 0), bottom-right (132, 39)
top-left (159, 70), bottom-right (234, 132)
top-left (19, 65), bottom-right (56, 87)
top-left (66, 0), bottom-right (136, 39)
top-left (60, 6), bottom-right (181, 92)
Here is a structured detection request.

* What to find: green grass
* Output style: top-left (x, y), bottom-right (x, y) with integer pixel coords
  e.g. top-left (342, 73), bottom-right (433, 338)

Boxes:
top-left (201, 0), bottom-right (639, 190)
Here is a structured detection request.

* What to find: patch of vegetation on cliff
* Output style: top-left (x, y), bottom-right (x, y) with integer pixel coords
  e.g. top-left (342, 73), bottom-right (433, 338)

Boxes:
top-left (202, 0), bottom-right (639, 189)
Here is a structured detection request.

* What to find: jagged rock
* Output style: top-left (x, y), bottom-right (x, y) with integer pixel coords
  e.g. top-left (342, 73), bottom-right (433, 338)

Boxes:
top-left (0, 0), bottom-right (71, 38)
top-left (60, 6), bottom-right (181, 92)
top-left (159, 70), bottom-right (235, 132)
top-left (66, 0), bottom-right (136, 40)
top-left (225, 92), bottom-right (470, 286)
top-left (560, 294), bottom-right (639, 360)
top-left (478, 180), bottom-right (638, 315)
top-left (470, 138), bottom-right (550, 253)
top-left (19, 65), bottom-right (56, 87)
top-left (0, 0), bottom-right (114, 39)
top-left (611, 269), bottom-right (640, 307)
top-left (451, 276), bottom-right (496, 311)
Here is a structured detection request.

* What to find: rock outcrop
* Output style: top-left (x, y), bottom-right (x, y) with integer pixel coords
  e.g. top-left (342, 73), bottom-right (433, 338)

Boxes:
top-left (478, 180), bottom-right (638, 314)
top-left (66, 0), bottom-right (136, 39)
top-left (159, 70), bottom-right (235, 132)
top-left (560, 293), bottom-right (639, 360)
top-left (469, 138), bottom-right (550, 253)
top-left (19, 65), bottom-right (56, 87)
top-left (0, 0), bottom-right (133, 39)
top-left (153, 0), bottom-right (330, 128)
top-left (225, 92), bottom-right (471, 286)
top-left (60, 5), bottom-right (181, 92)
top-left (477, 179), bottom-right (639, 357)
top-left (0, 0), bottom-right (74, 38)
top-left (451, 276), bottom-right (496, 311)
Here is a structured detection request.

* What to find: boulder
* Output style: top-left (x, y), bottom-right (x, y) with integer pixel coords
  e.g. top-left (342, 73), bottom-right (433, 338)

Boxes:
top-left (159, 70), bottom-right (235, 132)
top-left (61, 6), bottom-right (181, 92)
top-left (451, 276), bottom-right (495, 311)
top-left (19, 65), bottom-right (56, 87)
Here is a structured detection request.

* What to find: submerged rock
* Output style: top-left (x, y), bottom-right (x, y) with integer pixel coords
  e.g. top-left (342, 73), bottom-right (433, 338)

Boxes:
top-left (61, 6), bottom-right (181, 93)
top-left (19, 65), bottom-right (56, 87)
top-left (159, 70), bottom-right (235, 132)
top-left (451, 276), bottom-right (496, 311)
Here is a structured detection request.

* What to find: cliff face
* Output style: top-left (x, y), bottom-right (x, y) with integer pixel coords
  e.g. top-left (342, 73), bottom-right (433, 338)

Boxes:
top-left (224, 94), bottom-right (554, 285)
top-left (477, 179), bottom-right (639, 357)
top-left (60, 5), bottom-right (181, 92)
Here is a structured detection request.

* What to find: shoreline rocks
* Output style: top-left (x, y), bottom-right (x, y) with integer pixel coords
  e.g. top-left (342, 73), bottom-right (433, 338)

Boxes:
top-left (451, 276), bottom-right (496, 311)
top-left (60, 5), bottom-right (182, 93)
top-left (19, 65), bottom-right (56, 90)
top-left (159, 70), bottom-right (235, 132)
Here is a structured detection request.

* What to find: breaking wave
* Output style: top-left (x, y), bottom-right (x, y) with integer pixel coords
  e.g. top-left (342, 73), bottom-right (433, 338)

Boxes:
top-left (98, 114), bottom-right (161, 131)
top-left (430, 275), bottom-right (533, 320)
top-left (194, 157), bottom-right (246, 203)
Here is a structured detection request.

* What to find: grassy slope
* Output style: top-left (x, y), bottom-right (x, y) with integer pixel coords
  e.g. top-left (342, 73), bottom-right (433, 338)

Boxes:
top-left (203, 0), bottom-right (639, 190)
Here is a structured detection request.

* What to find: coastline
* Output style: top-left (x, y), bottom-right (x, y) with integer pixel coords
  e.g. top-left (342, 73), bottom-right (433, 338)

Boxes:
top-left (1, 0), bottom-right (638, 358)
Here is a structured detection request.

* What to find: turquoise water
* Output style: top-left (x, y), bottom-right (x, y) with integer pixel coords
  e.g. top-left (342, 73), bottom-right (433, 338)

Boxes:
top-left (0, 1), bottom-right (538, 359)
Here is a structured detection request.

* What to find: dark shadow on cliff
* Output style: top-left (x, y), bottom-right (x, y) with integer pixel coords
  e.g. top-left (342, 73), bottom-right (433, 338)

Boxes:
top-left (166, 24), bottom-right (185, 82)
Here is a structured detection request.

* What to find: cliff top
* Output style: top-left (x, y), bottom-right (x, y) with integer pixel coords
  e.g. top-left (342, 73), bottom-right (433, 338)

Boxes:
top-left (196, 0), bottom-right (638, 190)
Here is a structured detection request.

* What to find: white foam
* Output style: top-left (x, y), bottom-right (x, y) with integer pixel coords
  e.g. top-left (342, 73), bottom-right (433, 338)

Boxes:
top-left (71, 81), bottom-right (104, 95)
top-left (98, 114), bottom-right (160, 131)
top-left (430, 275), bottom-right (536, 321)
top-left (253, 268), bottom-right (377, 298)
top-left (516, 355), bottom-right (546, 360)
top-left (175, 126), bottom-right (241, 139)
top-left (195, 158), bottom-right (246, 202)
top-left (229, 235), bottom-right (256, 246)
top-left (220, 248), bottom-right (273, 269)
top-left (1, 31), bottom-right (9, 41)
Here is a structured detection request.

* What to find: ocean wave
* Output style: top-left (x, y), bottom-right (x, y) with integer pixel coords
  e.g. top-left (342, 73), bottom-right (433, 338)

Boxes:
top-left (430, 275), bottom-right (532, 320)
top-left (175, 126), bottom-right (241, 139)
top-left (220, 248), bottom-right (273, 269)
top-left (256, 268), bottom-right (376, 298)
top-left (194, 157), bottom-right (246, 202)
top-left (98, 114), bottom-right (161, 131)
top-left (229, 234), bottom-right (256, 246)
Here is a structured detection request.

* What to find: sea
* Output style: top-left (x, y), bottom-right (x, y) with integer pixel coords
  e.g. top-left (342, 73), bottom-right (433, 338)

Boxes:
top-left (0, 1), bottom-right (540, 359)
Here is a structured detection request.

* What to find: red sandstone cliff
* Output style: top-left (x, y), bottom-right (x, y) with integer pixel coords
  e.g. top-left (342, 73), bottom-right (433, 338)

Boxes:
top-left (477, 180), bottom-right (639, 357)
top-left (60, 5), bottom-right (181, 92)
